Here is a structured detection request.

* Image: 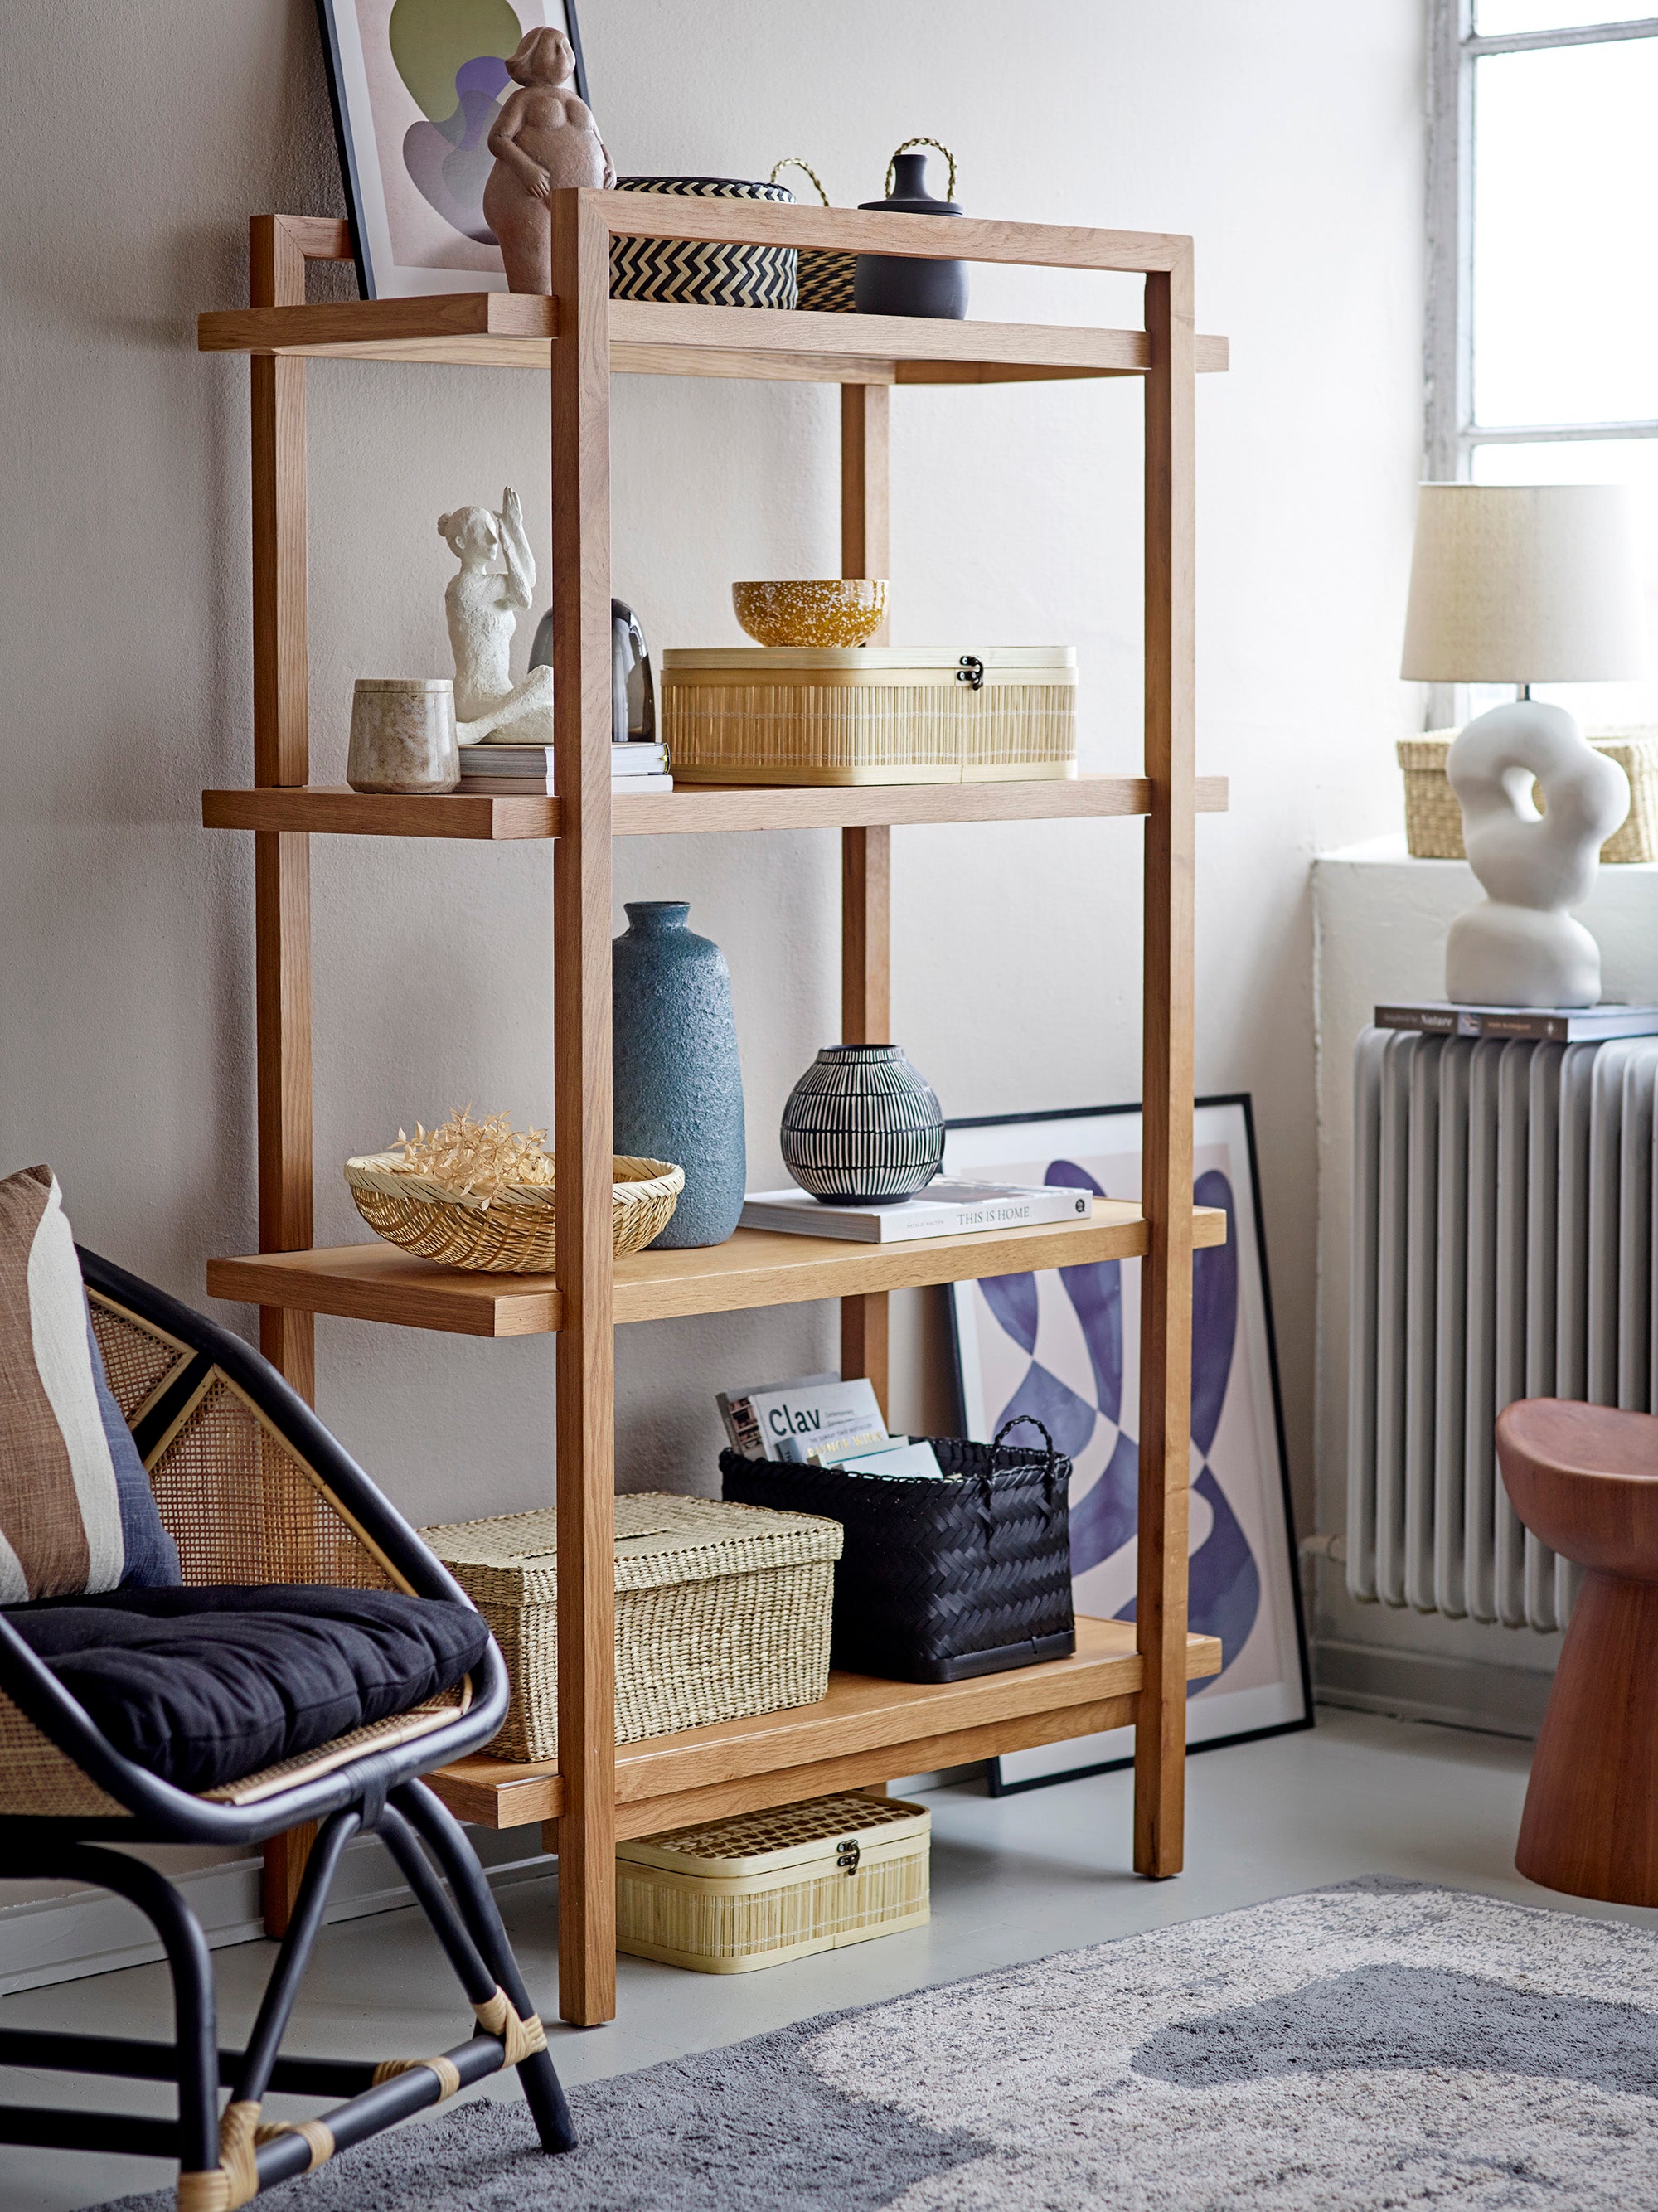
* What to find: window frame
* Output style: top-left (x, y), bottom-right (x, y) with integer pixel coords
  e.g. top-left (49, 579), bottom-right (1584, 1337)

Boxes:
top-left (1423, 2), bottom-right (1658, 720)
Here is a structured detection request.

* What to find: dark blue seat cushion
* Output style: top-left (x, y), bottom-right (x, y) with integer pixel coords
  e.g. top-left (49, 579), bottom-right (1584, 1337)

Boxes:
top-left (7, 1585), bottom-right (488, 1794)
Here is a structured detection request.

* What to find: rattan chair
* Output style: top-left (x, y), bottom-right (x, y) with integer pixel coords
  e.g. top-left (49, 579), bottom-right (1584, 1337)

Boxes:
top-left (0, 1247), bottom-right (574, 2210)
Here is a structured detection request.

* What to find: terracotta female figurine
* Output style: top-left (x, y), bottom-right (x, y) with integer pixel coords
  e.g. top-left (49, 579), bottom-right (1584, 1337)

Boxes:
top-left (483, 27), bottom-right (613, 293)
top-left (438, 487), bottom-right (555, 745)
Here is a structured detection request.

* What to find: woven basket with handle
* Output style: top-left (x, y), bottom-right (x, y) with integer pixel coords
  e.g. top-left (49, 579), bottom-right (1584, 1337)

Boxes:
top-left (343, 1152), bottom-right (682, 1273)
top-left (769, 158), bottom-right (855, 312)
top-left (721, 1415), bottom-right (1075, 1682)
top-left (1399, 730), bottom-right (1658, 864)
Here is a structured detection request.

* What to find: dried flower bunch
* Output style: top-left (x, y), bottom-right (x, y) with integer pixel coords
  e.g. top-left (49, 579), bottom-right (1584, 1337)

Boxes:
top-left (391, 1108), bottom-right (555, 1205)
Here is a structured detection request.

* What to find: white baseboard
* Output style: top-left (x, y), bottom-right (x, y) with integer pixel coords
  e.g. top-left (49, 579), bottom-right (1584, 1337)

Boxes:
top-left (0, 1830), bottom-right (553, 1997)
top-left (1315, 1637), bottom-right (1554, 1740)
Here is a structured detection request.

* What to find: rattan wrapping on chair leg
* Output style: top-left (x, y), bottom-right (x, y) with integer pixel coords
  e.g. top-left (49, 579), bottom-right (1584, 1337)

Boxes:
top-left (371, 2052), bottom-right (463, 2098)
top-left (473, 1985), bottom-right (547, 2063)
top-left (177, 2098), bottom-right (261, 2212)
top-left (255, 2118), bottom-right (334, 2172)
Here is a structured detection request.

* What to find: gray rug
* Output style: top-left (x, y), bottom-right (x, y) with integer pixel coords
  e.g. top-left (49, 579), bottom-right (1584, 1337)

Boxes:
top-left (101, 1879), bottom-right (1658, 2209)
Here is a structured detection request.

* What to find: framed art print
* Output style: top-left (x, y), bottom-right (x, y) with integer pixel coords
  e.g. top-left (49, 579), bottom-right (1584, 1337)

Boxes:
top-left (317, 0), bottom-right (591, 298)
top-left (946, 1098), bottom-right (1311, 1792)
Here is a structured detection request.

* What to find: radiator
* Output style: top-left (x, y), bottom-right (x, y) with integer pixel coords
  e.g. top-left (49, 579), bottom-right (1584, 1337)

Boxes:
top-left (1346, 1026), bottom-right (1658, 1632)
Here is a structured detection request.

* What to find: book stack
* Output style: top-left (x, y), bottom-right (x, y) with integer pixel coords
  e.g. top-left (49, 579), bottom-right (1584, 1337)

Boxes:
top-left (716, 1372), bottom-right (946, 1481)
top-left (458, 741), bottom-right (672, 796)
top-left (1374, 1001), bottom-right (1658, 1043)
top-left (738, 1179), bottom-right (1091, 1244)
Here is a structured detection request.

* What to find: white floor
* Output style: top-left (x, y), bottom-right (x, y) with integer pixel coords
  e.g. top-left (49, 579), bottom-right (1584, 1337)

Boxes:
top-left (4, 1708), bottom-right (1651, 2212)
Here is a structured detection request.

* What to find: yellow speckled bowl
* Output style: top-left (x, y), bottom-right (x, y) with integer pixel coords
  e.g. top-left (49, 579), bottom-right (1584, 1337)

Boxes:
top-left (731, 578), bottom-right (889, 648)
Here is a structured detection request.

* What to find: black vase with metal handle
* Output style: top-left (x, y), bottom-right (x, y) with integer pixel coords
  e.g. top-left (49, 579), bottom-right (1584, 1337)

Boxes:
top-left (530, 598), bottom-right (655, 745)
top-left (856, 140), bottom-right (967, 321)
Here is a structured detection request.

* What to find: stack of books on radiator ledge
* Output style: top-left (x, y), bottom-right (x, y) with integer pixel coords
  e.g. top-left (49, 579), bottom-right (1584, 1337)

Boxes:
top-left (458, 740), bottom-right (672, 795)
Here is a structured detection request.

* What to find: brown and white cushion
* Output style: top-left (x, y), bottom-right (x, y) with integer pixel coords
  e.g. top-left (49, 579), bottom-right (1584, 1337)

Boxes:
top-left (0, 1165), bottom-right (132, 1598)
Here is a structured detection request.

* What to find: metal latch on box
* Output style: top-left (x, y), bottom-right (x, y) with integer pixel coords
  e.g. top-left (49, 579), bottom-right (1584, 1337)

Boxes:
top-left (956, 655), bottom-right (985, 690)
top-left (836, 1838), bottom-right (861, 1874)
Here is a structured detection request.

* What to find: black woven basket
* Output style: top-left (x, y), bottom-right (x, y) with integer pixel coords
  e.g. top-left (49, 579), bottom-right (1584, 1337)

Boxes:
top-left (720, 1417), bottom-right (1074, 1684)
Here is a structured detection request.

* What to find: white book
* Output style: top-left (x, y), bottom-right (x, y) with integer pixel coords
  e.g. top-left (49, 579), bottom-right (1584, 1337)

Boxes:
top-left (457, 744), bottom-right (668, 776)
top-left (739, 1180), bottom-right (1093, 1244)
top-left (716, 1373), bottom-right (887, 1461)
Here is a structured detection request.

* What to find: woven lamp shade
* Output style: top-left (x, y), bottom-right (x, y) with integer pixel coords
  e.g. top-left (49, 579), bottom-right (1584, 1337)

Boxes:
top-left (1401, 484), bottom-right (1650, 684)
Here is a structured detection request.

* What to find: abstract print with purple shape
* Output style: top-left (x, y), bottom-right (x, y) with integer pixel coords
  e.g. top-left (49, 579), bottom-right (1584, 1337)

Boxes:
top-left (389, 0), bottom-right (529, 245)
top-left (981, 1159), bottom-right (1260, 1688)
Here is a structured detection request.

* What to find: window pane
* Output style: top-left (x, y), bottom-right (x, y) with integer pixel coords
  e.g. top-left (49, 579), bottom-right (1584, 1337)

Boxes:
top-left (1469, 439), bottom-right (1658, 728)
top-left (1477, 4), bottom-right (1656, 31)
top-left (1473, 42), bottom-right (1658, 426)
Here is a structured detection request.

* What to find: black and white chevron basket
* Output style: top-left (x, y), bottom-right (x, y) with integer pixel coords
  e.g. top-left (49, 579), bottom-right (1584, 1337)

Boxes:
top-left (610, 177), bottom-right (797, 309)
top-left (779, 1044), bottom-right (945, 1204)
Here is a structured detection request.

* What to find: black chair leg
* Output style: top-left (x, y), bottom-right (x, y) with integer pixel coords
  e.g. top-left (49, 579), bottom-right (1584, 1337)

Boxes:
top-left (231, 1807), bottom-right (361, 2108)
top-left (52, 1844), bottom-right (220, 2176)
top-left (390, 1781), bottom-right (575, 2153)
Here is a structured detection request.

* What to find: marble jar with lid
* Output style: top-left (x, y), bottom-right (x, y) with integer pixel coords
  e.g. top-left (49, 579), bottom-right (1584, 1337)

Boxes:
top-left (347, 677), bottom-right (460, 793)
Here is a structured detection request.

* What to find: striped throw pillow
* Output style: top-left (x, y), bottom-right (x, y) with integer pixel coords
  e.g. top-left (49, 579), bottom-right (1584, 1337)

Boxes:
top-left (0, 1165), bottom-right (180, 1598)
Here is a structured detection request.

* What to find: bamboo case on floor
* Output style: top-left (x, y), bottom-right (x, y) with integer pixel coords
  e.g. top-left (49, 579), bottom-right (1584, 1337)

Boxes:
top-left (616, 1793), bottom-right (931, 1973)
top-left (424, 1494), bottom-right (841, 1761)
top-left (661, 646), bottom-right (1078, 786)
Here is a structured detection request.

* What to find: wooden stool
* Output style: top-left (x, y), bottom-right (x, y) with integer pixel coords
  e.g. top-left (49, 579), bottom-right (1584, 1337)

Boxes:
top-left (1496, 1397), bottom-right (1658, 1904)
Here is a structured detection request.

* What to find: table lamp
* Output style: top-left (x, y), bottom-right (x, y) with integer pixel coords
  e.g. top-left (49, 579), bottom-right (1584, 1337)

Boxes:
top-left (1400, 483), bottom-right (1649, 1007)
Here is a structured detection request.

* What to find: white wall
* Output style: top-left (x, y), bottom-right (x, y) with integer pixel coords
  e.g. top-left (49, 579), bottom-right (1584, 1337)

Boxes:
top-left (0, 2), bottom-right (1426, 1559)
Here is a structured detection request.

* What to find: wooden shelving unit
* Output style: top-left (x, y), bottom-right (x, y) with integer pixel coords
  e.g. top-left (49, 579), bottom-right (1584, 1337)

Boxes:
top-left (201, 201), bottom-right (1226, 2028)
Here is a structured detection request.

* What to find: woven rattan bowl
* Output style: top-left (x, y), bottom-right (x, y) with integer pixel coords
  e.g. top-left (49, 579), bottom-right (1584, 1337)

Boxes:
top-left (343, 1153), bottom-right (683, 1273)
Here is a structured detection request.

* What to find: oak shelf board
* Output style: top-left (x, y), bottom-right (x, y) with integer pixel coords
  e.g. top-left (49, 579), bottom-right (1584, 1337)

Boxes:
top-left (428, 1614), bottom-right (1225, 1832)
top-left (197, 293), bottom-right (1229, 385)
top-left (202, 786), bottom-right (561, 840)
top-left (201, 774), bottom-right (1229, 842)
top-left (206, 1197), bottom-right (1228, 1339)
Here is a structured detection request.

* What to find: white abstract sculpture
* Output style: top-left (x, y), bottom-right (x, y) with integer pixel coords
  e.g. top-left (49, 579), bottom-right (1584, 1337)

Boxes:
top-left (1444, 701), bottom-right (1627, 1007)
top-left (439, 488), bottom-right (555, 745)
top-left (1401, 484), bottom-right (1651, 1008)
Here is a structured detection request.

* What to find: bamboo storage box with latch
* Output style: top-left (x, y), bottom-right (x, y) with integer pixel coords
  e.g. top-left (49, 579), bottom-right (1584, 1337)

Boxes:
top-left (660, 646), bottom-right (1078, 786)
top-left (616, 1793), bottom-right (932, 1972)
top-left (424, 1493), bottom-right (842, 1760)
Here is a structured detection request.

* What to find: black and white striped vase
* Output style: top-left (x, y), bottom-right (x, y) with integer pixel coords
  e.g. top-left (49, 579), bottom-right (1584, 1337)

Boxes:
top-left (780, 1045), bottom-right (945, 1204)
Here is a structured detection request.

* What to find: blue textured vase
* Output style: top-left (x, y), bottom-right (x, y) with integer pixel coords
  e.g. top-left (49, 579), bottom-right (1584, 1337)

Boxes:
top-left (780, 1045), bottom-right (944, 1203)
top-left (612, 902), bottom-right (746, 1248)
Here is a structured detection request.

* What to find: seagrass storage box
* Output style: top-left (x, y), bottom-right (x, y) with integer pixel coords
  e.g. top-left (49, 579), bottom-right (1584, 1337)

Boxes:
top-left (661, 646), bottom-right (1078, 787)
top-left (616, 1793), bottom-right (931, 1974)
top-left (424, 1493), bottom-right (841, 1761)
top-left (1399, 729), bottom-right (1658, 862)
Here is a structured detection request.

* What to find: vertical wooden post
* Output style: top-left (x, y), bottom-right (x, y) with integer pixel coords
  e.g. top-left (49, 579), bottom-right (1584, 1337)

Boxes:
top-left (250, 215), bottom-right (316, 1939)
top-left (839, 383), bottom-right (892, 1414)
top-left (550, 187), bottom-right (617, 2027)
top-left (1134, 249), bottom-right (1197, 1880)
top-left (250, 216), bottom-right (314, 1399)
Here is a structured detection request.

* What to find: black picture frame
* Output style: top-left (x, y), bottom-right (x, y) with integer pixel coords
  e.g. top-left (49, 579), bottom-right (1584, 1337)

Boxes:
top-left (314, 0), bottom-right (591, 300)
top-left (943, 1095), bottom-right (1313, 1796)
